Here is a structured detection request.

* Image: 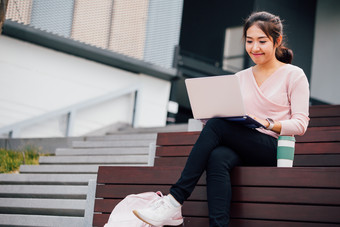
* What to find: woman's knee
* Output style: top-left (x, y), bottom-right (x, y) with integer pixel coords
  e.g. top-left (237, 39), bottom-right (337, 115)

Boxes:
top-left (204, 119), bottom-right (237, 137)
top-left (205, 118), bottom-right (226, 129)
top-left (207, 146), bottom-right (240, 171)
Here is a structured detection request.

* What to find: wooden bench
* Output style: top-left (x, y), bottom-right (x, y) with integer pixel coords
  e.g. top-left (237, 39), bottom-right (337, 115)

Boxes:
top-left (309, 104), bottom-right (340, 127)
top-left (93, 105), bottom-right (340, 226)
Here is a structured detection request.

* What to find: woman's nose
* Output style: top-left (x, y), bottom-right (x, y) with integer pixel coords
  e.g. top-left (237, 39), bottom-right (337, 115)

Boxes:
top-left (252, 42), bottom-right (260, 51)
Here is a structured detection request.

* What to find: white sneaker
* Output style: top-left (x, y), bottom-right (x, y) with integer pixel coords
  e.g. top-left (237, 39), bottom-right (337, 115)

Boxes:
top-left (133, 195), bottom-right (183, 226)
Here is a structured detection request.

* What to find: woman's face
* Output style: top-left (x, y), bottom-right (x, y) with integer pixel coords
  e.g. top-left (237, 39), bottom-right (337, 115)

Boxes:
top-left (245, 24), bottom-right (278, 66)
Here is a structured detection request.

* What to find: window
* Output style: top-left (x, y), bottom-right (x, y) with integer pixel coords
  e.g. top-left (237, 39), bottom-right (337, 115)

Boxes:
top-left (223, 26), bottom-right (245, 73)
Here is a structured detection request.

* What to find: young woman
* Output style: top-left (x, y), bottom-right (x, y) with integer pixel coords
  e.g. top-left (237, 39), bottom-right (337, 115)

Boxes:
top-left (133, 11), bottom-right (310, 227)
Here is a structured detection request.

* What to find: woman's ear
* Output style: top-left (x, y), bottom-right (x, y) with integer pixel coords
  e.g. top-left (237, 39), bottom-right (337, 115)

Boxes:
top-left (276, 35), bottom-right (283, 47)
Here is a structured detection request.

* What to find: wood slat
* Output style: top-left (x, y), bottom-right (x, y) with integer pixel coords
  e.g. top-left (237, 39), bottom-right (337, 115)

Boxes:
top-left (231, 187), bottom-right (340, 205)
top-left (95, 184), bottom-right (340, 205)
top-left (229, 219), bottom-right (340, 227)
top-left (93, 213), bottom-right (110, 227)
top-left (231, 167), bottom-right (340, 188)
top-left (295, 142), bottom-right (340, 154)
top-left (309, 117), bottom-right (340, 127)
top-left (94, 199), bottom-right (340, 223)
top-left (155, 155), bottom-right (340, 167)
top-left (95, 184), bottom-right (207, 200)
top-left (184, 201), bottom-right (340, 223)
top-left (156, 143), bottom-right (340, 156)
top-left (156, 128), bottom-right (340, 146)
top-left (309, 105), bottom-right (340, 117)
top-left (94, 199), bottom-right (120, 213)
top-left (93, 214), bottom-right (339, 227)
top-left (306, 126), bottom-right (340, 131)
top-left (97, 166), bottom-right (340, 188)
top-left (230, 203), bottom-right (340, 223)
top-left (156, 146), bottom-right (192, 156)
top-left (296, 129), bottom-right (340, 142)
top-left (96, 185), bottom-right (171, 198)
top-left (154, 157), bottom-right (187, 166)
top-left (97, 166), bottom-right (183, 185)
top-left (294, 154), bottom-right (340, 167)
top-left (156, 131), bottom-right (200, 146)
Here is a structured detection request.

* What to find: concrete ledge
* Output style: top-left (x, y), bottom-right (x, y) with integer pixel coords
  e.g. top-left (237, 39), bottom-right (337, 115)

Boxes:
top-left (20, 164), bottom-right (148, 174)
top-left (0, 214), bottom-right (84, 226)
top-left (0, 185), bottom-right (88, 199)
top-left (72, 140), bottom-right (154, 148)
top-left (188, 118), bottom-right (204, 131)
top-left (84, 179), bottom-right (96, 227)
top-left (85, 133), bottom-right (157, 141)
top-left (106, 124), bottom-right (188, 134)
top-left (55, 147), bottom-right (149, 156)
top-left (0, 174), bottom-right (97, 185)
top-left (0, 198), bottom-right (86, 216)
top-left (0, 137), bottom-right (85, 154)
top-left (39, 155), bottom-right (149, 164)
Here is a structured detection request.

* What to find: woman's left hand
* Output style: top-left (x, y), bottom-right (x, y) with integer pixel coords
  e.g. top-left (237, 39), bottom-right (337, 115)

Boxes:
top-left (248, 114), bottom-right (269, 128)
top-left (248, 114), bottom-right (282, 133)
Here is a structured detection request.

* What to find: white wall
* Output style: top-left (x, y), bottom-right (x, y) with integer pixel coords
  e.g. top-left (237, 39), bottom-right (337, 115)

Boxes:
top-left (310, 0), bottom-right (340, 104)
top-left (0, 36), bottom-right (171, 138)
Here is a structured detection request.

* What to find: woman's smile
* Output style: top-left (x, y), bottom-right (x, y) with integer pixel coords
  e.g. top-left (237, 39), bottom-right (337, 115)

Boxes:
top-left (252, 52), bottom-right (264, 57)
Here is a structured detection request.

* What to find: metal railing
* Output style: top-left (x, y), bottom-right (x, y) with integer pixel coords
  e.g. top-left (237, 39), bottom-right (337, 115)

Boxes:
top-left (0, 84), bottom-right (140, 138)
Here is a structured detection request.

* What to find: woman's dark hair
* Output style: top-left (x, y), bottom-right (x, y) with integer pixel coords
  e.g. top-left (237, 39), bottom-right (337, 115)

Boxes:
top-left (243, 11), bottom-right (293, 64)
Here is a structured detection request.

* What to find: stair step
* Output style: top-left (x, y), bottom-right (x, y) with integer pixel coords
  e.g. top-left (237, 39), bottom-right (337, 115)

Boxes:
top-left (0, 173), bottom-right (96, 185)
top-left (0, 185), bottom-right (88, 199)
top-left (0, 214), bottom-right (84, 227)
top-left (20, 164), bottom-right (148, 174)
top-left (39, 155), bottom-right (149, 164)
top-left (72, 140), bottom-right (154, 148)
top-left (107, 124), bottom-right (188, 134)
top-left (55, 147), bottom-right (149, 156)
top-left (0, 198), bottom-right (86, 216)
top-left (85, 133), bottom-right (157, 141)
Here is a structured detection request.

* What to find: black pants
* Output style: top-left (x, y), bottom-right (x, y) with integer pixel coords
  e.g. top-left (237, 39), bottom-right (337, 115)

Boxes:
top-left (169, 118), bottom-right (277, 227)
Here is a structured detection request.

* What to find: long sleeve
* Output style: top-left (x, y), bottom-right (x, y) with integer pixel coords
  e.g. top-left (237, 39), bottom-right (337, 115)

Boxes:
top-left (280, 73), bottom-right (310, 136)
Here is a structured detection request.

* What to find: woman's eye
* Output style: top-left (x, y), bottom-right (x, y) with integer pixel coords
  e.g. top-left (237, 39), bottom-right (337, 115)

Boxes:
top-left (260, 41), bottom-right (267, 44)
top-left (246, 40), bottom-right (252, 44)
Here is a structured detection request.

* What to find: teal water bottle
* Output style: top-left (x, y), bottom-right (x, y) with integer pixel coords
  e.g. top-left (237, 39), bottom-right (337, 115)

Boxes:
top-left (277, 136), bottom-right (295, 167)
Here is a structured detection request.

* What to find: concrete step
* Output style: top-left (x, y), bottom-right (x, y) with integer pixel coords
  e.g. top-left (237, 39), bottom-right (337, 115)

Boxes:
top-left (72, 140), bottom-right (154, 148)
top-left (0, 173), bottom-right (96, 185)
top-left (20, 164), bottom-right (148, 174)
top-left (85, 133), bottom-right (157, 141)
top-left (0, 198), bottom-right (86, 216)
top-left (39, 155), bottom-right (149, 164)
top-left (0, 185), bottom-right (88, 199)
top-left (55, 147), bottom-right (149, 156)
top-left (107, 123), bottom-right (188, 134)
top-left (0, 214), bottom-right (84, 227)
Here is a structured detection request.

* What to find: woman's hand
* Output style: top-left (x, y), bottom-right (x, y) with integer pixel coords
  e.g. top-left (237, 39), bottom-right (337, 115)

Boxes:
top-left (248, 114), bottom-right (269, 128)
top-left (248, 114), bottom-right (282, 134)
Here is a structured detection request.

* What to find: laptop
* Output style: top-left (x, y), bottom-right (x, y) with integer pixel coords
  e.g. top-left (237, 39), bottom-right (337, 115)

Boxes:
top-left (185, 75), bottom-right (265, 128)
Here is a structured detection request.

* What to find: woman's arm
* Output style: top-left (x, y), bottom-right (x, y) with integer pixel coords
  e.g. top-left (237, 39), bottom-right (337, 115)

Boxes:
top-left (279, 74), bottom-right (310, 136)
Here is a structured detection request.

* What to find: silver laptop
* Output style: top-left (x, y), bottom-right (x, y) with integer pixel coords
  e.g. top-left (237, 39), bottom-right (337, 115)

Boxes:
top-left (185, 75), bottom-right (265, 128)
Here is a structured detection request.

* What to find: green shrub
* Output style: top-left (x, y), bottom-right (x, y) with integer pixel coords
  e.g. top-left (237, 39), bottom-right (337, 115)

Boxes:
top-left (0, 146), bottom-right (50, 173)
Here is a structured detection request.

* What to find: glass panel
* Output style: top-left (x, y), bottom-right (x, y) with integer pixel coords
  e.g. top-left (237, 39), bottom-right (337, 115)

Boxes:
top-left (223, 26), bottom-right (245, 73)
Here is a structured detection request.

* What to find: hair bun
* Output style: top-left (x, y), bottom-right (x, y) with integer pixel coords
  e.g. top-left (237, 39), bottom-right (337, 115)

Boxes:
top-left (276, 46), bottom-right (293, 64)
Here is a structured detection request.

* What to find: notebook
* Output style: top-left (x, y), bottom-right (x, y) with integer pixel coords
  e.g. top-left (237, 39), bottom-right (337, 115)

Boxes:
top-left (185, 75), bottom-right (265, 128)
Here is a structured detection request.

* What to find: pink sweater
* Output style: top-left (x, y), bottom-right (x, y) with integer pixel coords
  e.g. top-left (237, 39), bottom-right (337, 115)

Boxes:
top-left (235, 64), bottom-right (310, 138)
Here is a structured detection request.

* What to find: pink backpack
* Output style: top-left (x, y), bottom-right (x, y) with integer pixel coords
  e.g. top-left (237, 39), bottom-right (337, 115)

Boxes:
top-left (104, 191), bottom-right (163, 227)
